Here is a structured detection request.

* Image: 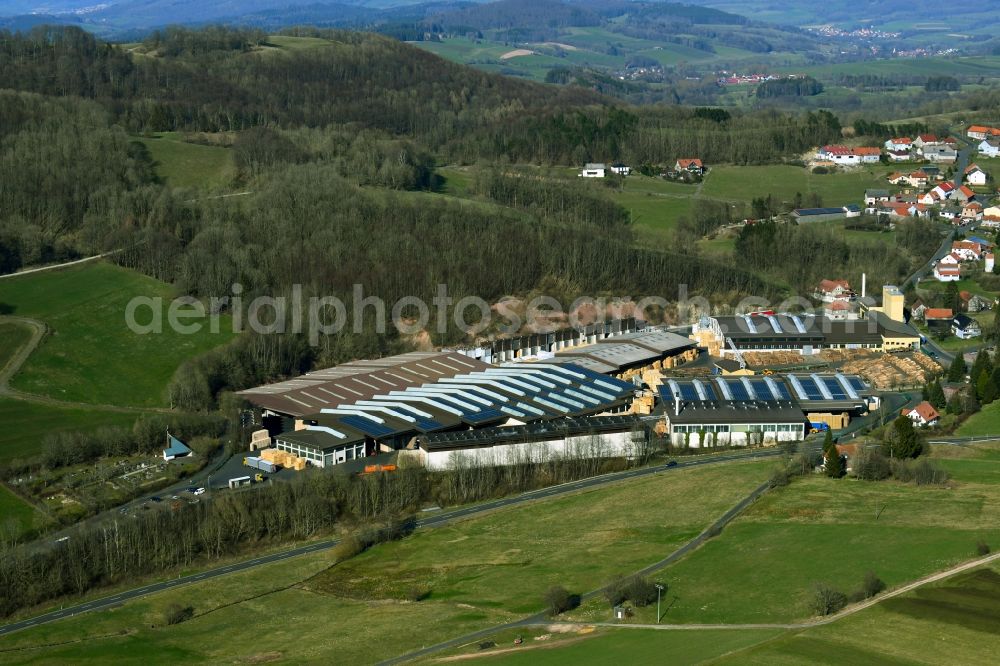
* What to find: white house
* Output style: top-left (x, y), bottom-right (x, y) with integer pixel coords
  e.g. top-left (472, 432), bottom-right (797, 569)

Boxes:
top-left (816, 278), bottom-right (852, 303)
top-left (934, 264), bottom-right (961, 282)
top-left (887, 150), bottom-right (912, 162)
top-left (884, 137), bottom-right (913, 152)
top-left (965, 164), bottom-right (989, 186)
top-left (987, 252), bottom-right (995, 273)
top-left (952, 314), bottom-right (981, 340)
top-left (901, 401), bottom-right (940, 427)
top-left (952, 241), bottom-right (983, 261)
top-left (979, 139), bottom-right (1000, 157)
top-left (931, 182), bottom-right (955, 200)
top-left (580, 163), bottom-right (606, 178)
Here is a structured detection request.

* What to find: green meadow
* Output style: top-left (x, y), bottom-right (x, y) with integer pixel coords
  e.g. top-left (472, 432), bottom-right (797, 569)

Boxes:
top-left (0, 262), bottom-right (236, 408)
top-left (0, 462), bottom-right (772, 663)
top-left (137, 132), bottom-right (235, 190)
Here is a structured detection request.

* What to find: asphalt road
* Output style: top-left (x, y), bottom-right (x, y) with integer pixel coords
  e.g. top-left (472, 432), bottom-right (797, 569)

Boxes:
top-left (0, 447), bottom-right (789, 639)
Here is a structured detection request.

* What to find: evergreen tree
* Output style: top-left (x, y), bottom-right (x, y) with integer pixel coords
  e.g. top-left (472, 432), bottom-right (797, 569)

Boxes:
top-left (825, 445), bottom-right (845, 478)
top-left (945, 282), bottom-right (961, 312)
top-left (964, 390), bottom-right (981, 415)
top-left (884, 415), bottom-right (924, 459)
top-left (977, 369), bottom-right (993, 402)
top-left (990, 307), bottom-right (1000, 342)
top-left (822, 428), bottom-right (834, 454)
top-left (971, 350), bottom-right (993, 390)
top-left (947, 353), bottom-right (967, 383)
top-left (947, 391), bottom-right (963, 415)
top-left (928, 380), bottom-right (946, 410)
top-left (921, 384), bottom-right (930, 401)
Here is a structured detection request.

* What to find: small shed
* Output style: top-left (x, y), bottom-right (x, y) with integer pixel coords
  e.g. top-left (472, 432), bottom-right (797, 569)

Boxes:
top-left (613, 605), bottom-right (630, 620)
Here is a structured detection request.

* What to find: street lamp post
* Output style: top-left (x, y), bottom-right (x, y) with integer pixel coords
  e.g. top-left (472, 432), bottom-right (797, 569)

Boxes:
top-left (655, 583), bottom-right (665, 623)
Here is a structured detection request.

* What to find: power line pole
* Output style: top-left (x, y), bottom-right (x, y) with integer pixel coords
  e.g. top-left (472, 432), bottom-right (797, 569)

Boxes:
top-left (655, 583), bottom-right (665, 623)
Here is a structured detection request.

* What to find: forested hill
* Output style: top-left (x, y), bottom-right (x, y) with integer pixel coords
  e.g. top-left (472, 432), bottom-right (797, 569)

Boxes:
top-left (0, 25), bottom-right (847, 405)
top-left (0, 26), bottom-right (602, 152)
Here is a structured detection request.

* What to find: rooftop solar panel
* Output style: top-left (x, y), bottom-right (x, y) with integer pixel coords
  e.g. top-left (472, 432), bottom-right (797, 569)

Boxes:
top-left (821, 377), bottom-right (848, 399)
top-left (750, 379), bottom-right (775, 400)
top-left (727, 379), bottom-right (751, 400)
top-left (797, 377), bottom-right (824, 400)
top-left (340, 415), bottom-right (395, 438)
top-left (766, 378), bottom-right (792, 400)
top-left (463, 409), bottom-right (505, 425)
top-left (415, 417), bottom-right (444, 431)
top-left (847, 376), bottom-right (867, 391)
top-left (679, 383), bottom-right (700, 401)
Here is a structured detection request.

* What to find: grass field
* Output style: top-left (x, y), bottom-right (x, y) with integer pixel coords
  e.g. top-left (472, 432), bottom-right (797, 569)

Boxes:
top-left (562, 444), bottom-right (1000, 627)
top-left (0, 397), bottom-right (139, 462)
top-left (0, 461), bottom-right (773, 663)
top-left (0, 262), bottom-right (236, 408)
top-left (467, 563), bottom-right (1000, 665)
top-left (956, 401), bottom-right (1000, 436)
top-left (137, 132), bottom-right (234, 190)
top-left (0, 483), bottom-right (42, 537)
top-left (701, 165), bottom-right (893, 205)
top-left (0, 321), bottom-right (32, 375)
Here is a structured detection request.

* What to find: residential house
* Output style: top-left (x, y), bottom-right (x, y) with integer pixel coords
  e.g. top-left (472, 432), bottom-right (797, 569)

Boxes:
top-left (816, 278), bottom-right (853, 303)
top-left (923, 145), bottom-right (958, 163)
top-left (963, 202), bottom-right (984, 221)
top-left (901, 401), bottom-right (940, 427)
top-left (982, 206), bottom-right (1000, 228)
top-left (938, 252), bottom-right (962, 266)
top-left (610, 163), bottom-right (631, 176)
top-left (933, 264), bottom-right (961, 281)
top-left (823, 299), bottom-right (854, 320)
top-left (884, 137), bottom-right (913, 151)
top-left (917, 191), bottom-right (938, 206)
top-left (931, 182), bottom-right (955, 201)
top-left (952, 313), bottom-right (982, 340)
top-left (961, 290), bottom-right (993, 312)
top-left (965, 164), bottom-right (989, 186)
top-left (921, 165), bottom-right (942, 180)
top-left (887, 150), bottom-right (912, 162)
top-left (979, 139), bottom-right (1000, 158)
top-left (864, 189), bottom-right (891, 206)
top-left (968, 125), bottom-right (1000, 141)
top-left (952, 240), bottom-right (984, 261)
top-left (887, 171), bottom-right (906, 185)
top-left (878, 202), bottom-right (916, 219)
top-left (675, 158), bottom-right (704, 174)
top-left (939, 205), bottom-right (962, 222)
top-left (953, 185), bottom-right (976, 204)
top-left (580, 163), bottom-right (606, 178)
top-left (910, 300), bottom-right (927, 321)
top-left (987, 253), bottom-right (996, 274)
top-left (914, 134), bottom-right (938, 148)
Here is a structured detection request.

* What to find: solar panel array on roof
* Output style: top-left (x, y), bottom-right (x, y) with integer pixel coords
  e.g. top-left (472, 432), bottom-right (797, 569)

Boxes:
top-left (340, 415), bottom-right (396, 438)
top-left (793, 376), bottom-right (825, 401)
top-left (727, 379), bottom-right (752, 401)
top-left (821, 376), bottom-right (848, 399)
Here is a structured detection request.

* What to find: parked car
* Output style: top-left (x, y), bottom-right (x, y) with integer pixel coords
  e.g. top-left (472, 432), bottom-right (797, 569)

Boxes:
top-left (666, 460), bottom-right (678, 468)
top-left (149, 496), bottom-right (162, 503)
top-left (193, 487), bottom-right (206, 495)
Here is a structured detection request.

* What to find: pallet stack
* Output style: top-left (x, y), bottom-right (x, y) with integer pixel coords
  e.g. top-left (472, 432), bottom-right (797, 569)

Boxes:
top-left (259, 448), bottom-right (308, 471)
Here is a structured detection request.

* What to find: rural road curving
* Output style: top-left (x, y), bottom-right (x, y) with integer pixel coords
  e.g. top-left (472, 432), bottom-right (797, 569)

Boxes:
top-left (0, 449), bottom-right (783, 639)
top-left (0, 316), bottom-right (46, 389)
top-left (0, 315), bottom-right (165, 414)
